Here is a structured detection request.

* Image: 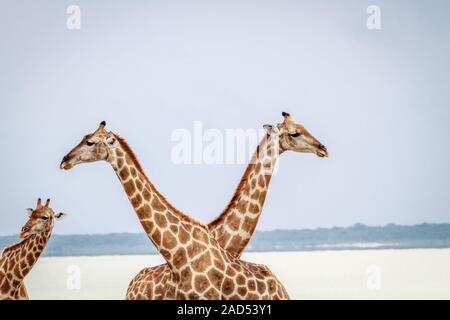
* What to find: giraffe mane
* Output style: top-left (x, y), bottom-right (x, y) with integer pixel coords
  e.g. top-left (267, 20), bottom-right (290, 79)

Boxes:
top-left (113, 134), bottom-right (207, 228)
top-left (114, 134), bottom-right (146, 175)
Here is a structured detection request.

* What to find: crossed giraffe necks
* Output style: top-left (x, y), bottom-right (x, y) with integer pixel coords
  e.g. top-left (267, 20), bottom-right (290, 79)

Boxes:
top-left (125, 133), bottom-right (282, 299)
top-left (111, 134), bottom-right (289, 300)
top-left (0, 233), bottom-right (49, 299)
top-left (110, 136), bottom-right (215, 275)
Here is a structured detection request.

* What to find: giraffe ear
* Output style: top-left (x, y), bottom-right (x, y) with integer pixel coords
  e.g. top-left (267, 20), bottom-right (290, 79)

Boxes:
top-left (281, 111), bottom-right (296, 132)
top-left (54, 212), bottom-right (67, 220)
top-left (263, 124), bottom-right (280, 135)
top-left (26, 208), bottom-right (33, 217)
top-left (105, 134), bottom-right (118, 147)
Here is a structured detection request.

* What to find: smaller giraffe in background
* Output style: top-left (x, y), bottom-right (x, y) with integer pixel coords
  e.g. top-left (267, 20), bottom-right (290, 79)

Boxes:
top-left (0, 198), bottom-right (66, 300)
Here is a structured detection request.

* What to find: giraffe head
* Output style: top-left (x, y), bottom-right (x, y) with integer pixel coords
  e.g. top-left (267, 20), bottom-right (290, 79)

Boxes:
top-left (60, 121), bottom-right (119, 170)
top-left (20, 199), bottom-right (66, 239)
top-left (263, 112), bottom-right (328, 157)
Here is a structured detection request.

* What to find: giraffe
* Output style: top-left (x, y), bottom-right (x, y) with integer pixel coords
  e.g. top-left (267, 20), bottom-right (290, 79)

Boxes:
top-left (59, 112), bottom-right (327, 299)
top-left (0, 199), bottom-right (66, 300)
top-left (208, 111), bottom-right (328, 255)
top-left (126, 112), bottom-right (328, 299)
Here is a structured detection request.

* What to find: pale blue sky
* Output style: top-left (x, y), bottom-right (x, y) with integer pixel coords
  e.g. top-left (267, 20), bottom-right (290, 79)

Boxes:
top-left (0, 0), bottom-right (449, 235)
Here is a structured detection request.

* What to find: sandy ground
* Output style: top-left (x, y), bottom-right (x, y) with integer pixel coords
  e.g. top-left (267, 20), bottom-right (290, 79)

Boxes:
top-left (24, 249), bottom-right (450, 300)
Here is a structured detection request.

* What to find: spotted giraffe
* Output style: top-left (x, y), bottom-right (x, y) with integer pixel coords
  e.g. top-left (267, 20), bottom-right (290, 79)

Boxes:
top-left (60, 113), bottom-right (327, 299)
top-left (0, 199), bottom-right (66, 300)
top-left (126, 112), bottom-right (328, 299)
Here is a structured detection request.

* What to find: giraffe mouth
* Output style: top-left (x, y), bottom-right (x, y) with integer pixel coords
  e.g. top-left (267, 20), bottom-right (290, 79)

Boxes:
top-left (316, 144), bottom-right (328, 157)
top-left (316, 150), bottom-right (328, 157)
top-left (60, 161), bottom-right (73, 170)
top-left (19, 231), bottom-right (30, 239)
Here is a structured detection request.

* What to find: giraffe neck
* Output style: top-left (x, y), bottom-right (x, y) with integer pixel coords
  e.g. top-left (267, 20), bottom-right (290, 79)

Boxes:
top-left (109, 135), bottom-right (213, 274)
top-left (208, 133), bottom-right (281, 257)
top-left (0, 232), bottom-right (50, 297)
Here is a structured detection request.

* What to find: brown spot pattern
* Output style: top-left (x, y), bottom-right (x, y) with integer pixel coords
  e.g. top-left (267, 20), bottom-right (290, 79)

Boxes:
top-left (191, 252), bottom-right (212, 272)
top-left (131, 194), bottom-right (142, 208)
top-left (137, 204), bottom-right (152, 219)
top-left (207, 268), bottom-right (223, 290)
top-left (152, 229), bottom-right (161, 246)
top-left (249, 203), bottom-right (259, 214)
top-left (179, 227), bottom-right (189, 244)
top-left (258, 175), bottom-right (265, 188)
top-left (173, 247), bottom-right (187, 267)
top-left (119, 167), bottom-right (130, 180)
top-left (154, 213), bottom-right (167, 228)
top-left (187, 240), bottom-right (206, 259)
top-left (222, 277), bottom-right (234, 295)
top-left (142, 188), bottom-right (151, 201)
top-left (227, 213), bottom-right (240, 231)
top-left (124, 180), bottom-right (136, 195)
top-left (194, 275), bottom-right (209, 293)
top-left (135, 179), bottom-right (143, 191)
top-left (162, 231), bottom-right (177, 250)
top-left (151, 197), bottom-right (166, 211)
top-left (237, 200), bottom-right (248, 213)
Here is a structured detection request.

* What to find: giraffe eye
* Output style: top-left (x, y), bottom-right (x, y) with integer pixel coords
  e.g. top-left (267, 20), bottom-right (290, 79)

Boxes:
top-left (40, 216), bottom-right (49, 221)
top-left (289, 132), bottom-right (300, 138)
top-left (86, 141), bottom-right (95, 147)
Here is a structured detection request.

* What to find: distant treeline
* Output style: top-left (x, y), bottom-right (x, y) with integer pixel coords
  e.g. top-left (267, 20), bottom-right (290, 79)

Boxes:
top-left (1, 223), bottom-right (449, 257)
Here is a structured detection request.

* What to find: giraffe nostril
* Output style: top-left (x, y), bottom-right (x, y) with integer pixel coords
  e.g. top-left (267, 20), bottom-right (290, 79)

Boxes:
top-left (60, 156), bottom-right (71, 169)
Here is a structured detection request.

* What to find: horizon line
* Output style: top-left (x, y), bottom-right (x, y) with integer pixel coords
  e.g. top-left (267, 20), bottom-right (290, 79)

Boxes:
top-left (1, 221), bottom-right (449, 238)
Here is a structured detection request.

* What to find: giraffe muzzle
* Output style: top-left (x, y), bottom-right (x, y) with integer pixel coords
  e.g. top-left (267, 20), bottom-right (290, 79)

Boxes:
top-left (316, 144), bottom-right (328, 157)
top-left (60, 156), bottom-right (72, 170)
top-left (20, 227), bottom-right (30, 239)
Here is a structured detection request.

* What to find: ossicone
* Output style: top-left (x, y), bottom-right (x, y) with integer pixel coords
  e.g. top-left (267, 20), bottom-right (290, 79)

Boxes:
top-left (36, 198), bottom-right (42, 209)
top-left (97, 121), bottom-right (107, 131)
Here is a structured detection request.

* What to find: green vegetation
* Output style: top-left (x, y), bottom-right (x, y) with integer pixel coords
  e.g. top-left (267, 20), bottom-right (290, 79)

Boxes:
top-left (1, 223), bottom-right (449, 257)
